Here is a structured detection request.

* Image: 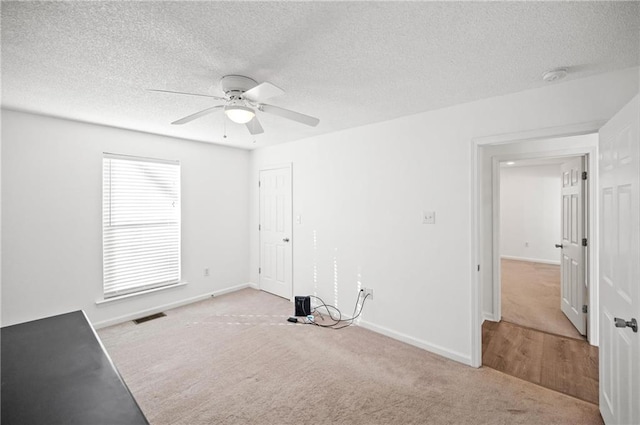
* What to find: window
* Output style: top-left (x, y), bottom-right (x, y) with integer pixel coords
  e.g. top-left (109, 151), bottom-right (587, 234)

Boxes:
top-left (103, 153), bottom-right (181, 299)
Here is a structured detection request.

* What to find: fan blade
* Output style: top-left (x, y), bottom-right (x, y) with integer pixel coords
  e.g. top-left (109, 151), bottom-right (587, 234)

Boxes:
top-left (171, 105), bottom-right (224, 125)
top-left (148, 89), bottom-right (226, 101)
top-left (260, 104), bottom-right (319, 127)
top-left (243, 82), bottom-right (284, 103)
top-left (245, 117), bottom-right (264, 135)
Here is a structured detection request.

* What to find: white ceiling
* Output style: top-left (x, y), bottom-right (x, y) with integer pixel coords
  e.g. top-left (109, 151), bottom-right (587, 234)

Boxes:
top-left (2, 1), bottom-right (639, 150)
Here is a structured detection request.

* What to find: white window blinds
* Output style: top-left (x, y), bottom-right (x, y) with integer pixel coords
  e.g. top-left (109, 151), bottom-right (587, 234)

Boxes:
top-left (103, 153), bottom-right (181, 299)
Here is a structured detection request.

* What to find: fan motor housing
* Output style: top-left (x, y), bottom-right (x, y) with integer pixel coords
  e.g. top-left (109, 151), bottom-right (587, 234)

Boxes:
top-left (220, 75), bottom-right (257, 96)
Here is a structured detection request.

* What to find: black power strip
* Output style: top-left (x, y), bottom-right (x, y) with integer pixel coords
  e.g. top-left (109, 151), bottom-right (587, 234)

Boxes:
top-left (294, 296), bottom-right (311, 316)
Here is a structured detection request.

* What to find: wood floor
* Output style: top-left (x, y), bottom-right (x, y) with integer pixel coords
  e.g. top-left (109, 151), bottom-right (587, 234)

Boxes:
top-left (483, 320), bottom-right (599, 404)
top-left (483, 259), bottom-right (598, 405)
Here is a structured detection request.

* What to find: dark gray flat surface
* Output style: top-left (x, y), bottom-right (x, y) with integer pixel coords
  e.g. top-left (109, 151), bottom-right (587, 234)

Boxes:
top-left (1, 310), bottom-right (149, 425)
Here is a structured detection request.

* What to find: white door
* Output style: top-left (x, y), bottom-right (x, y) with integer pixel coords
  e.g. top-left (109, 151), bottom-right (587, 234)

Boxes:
top-left (259, 166), bottom-right (292, 299)
top-left (559, 157), bottom-right (587, 335)
top-left (599, 95), bottom-right (639, 425)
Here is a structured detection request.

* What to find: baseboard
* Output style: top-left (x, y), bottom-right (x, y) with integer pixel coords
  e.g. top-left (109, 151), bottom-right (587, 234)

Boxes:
top-left (482, 311), bottom-right (498, 322)
top-left (93, 282), bottom-right (255, 329)
top-left (211, 282), bottom-right (258, 297)
top-left (500, 255), bottom-right (560, 265)
top-left (358, 320), bottom-right (472, 366)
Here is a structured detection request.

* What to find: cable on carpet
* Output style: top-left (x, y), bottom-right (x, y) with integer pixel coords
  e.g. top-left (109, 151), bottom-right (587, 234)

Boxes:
top-left (301, 290), bottom-right (370, 330)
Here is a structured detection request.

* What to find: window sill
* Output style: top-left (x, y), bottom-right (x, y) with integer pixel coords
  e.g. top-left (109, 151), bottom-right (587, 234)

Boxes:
top-left (96, 281), bottom-right (188, 305)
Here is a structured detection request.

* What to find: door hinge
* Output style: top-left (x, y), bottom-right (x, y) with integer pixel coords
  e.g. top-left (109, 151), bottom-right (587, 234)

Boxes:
top-left (582, 238), bottom-right (588, 247)
top-left (259, 224), bottom-right (261, 231)
top-left (582, 171), bottom-right (587, 180)
top-left (258, 181), bottom-right (261, 187)
top-left (259, 267), bottom-right (261, 274)
top-left (582, 305), bottom-right (588, 314)
top-left (477, 264), bottom-right (480, 272)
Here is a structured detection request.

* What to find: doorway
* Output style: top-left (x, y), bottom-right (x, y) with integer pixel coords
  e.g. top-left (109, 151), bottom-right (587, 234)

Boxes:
top-left (499, 156), bottom-right (587, 340)
top-left (474, 131), bottom-right (600, 345)
top-left (475, 133), bottom-right (600, 404)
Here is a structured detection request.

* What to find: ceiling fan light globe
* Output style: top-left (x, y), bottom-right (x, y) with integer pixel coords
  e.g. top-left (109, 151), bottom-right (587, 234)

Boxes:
top-left (224, 105), bottom-right (255, 124)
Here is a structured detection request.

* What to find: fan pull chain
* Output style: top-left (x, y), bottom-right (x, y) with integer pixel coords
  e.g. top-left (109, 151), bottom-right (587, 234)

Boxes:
top-left (223, 113), bottom-right (227, 139)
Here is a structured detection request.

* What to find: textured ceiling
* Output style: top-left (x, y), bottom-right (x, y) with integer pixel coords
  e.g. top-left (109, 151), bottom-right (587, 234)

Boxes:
top-left (2, 1), bottom-right (639, 150)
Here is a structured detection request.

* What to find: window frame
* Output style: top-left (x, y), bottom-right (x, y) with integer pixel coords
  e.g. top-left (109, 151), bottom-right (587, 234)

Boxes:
top-left (102, 153), bottom-right (181, 299)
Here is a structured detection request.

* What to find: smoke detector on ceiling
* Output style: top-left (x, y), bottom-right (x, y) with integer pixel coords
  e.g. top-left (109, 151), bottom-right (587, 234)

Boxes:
top-left (542, 68), bottom-right (568, 83)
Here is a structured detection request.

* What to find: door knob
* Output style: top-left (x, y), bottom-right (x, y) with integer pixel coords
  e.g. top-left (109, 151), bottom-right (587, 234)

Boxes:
top-left (555, 244), bottom-right (563, 248)
top-left (614, 317), bottom-right (638, 333)
top-left (283, 238), bottom-right (290, 242)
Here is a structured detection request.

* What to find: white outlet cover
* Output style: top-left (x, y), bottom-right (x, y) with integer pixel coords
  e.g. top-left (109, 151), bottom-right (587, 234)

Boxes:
top-left (422, 211), bottom-right (436, 224)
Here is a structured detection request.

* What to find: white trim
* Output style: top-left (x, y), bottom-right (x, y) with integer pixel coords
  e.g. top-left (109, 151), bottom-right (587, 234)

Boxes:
top-left (469, 127), bottom-right (482, 368)
top-left (213, 281), bottom-right (259, 297)
top-left (500, 255), bottom-right (560, 265)
top-left (96, 281), bottom-right (188, 305)
top-left (358, 320), bottom-right (471, 366)
top-left (103, 152), bottom-right (180, 165)
top-left (474, 120), bottom-right (607, 146)
top-left (213, 282), bottom-right (257, 295)
top-left (585, 153), bottom-right (600, 347)
top-left (482, 312), bottom-right (496, 323)
top-left (492, 156), bottom-right (502, 323)
top-left (258, 162), bottom-right (293, 172)
top-left (470, 120), bottom-right (604, 371)
top-left (92, 282), bottom-right (255, 329)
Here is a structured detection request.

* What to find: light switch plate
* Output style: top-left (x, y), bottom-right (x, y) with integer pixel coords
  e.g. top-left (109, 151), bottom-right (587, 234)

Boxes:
top-left (422, 211), bottom-right (435, 224)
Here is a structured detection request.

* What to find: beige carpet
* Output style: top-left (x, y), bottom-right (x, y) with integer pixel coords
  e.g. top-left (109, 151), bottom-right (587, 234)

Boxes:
top-left (98, 289), bottom-right (602, 425)
top-left (501, 259), bottom-right (583, 340)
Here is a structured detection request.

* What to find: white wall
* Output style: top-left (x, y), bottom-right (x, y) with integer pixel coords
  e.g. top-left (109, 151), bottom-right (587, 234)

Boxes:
top-left (250, 67), bottom-right (638, 365)
top-left (1, 110), bottom-right (250, 327)
top-left (500, 164), bottom-right (562, 264)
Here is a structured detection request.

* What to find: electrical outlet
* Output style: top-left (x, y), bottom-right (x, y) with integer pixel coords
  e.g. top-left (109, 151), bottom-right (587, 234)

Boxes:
top-left (204, 268), bottom-right (210, 277)
top-left (363, 287), bottom-right (373, 300)
top-left (422, 211), bottom-right (435, 224)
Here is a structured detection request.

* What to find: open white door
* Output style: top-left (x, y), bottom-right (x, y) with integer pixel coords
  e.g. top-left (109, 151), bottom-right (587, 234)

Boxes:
top-left (559, 157), bottom-right (587, 335)
top-left (599, 94), bottom-right (639, 425)
top-left (259, 166), bottom-right (292, 299)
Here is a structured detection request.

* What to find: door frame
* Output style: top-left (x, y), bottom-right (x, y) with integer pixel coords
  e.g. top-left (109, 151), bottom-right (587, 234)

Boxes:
top-left (258, 163), bottom-right (294, 301)
top-left (470, 120), bottom-right (605, 367)
top-left (493, 153), bottom-right (589, 334)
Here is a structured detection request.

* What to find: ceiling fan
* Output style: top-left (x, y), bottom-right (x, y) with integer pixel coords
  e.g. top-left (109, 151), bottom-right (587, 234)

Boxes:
top-left (149, 75), bottom-right (320, 135)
